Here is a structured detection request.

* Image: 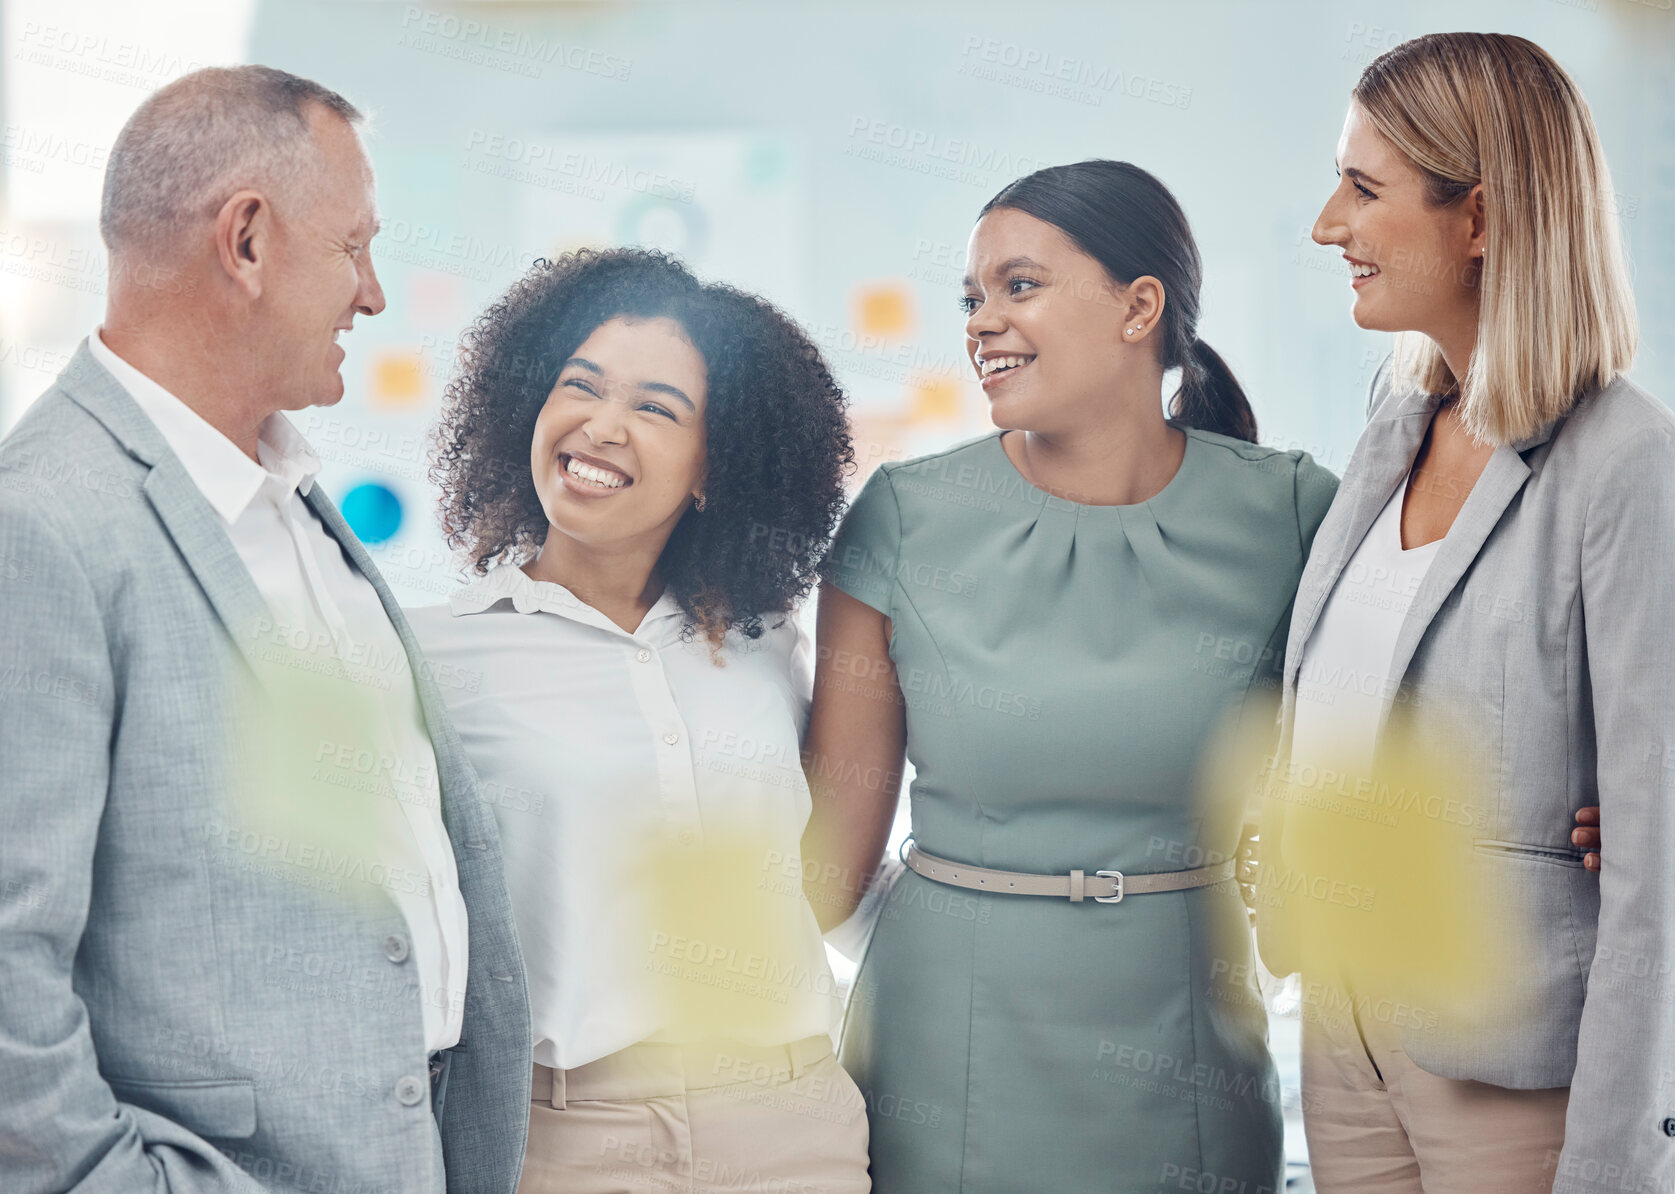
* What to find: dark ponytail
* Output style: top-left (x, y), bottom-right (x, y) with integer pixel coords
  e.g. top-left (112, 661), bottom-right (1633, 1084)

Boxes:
top-left (979, 160), bottom-right (1259, 443)
top-left (1177, 339), bottom-right (1258, 442)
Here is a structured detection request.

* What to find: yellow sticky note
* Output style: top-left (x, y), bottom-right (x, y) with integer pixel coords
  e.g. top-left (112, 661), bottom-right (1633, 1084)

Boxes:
top-left (371, 351), bottom-right (425, 410)
top-left (853, 281), bottom-right (914, 338)
top-left (909, 376), bottom-right (961, 422)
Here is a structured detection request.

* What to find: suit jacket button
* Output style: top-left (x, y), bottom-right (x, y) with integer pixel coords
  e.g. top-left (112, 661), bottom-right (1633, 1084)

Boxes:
top-left (1662, 1116), bottom-right (1675, 1137)
top-left (383, 934), bottom-right (410, 963)
top-left (395, 1076), bottom-right (426, 1106)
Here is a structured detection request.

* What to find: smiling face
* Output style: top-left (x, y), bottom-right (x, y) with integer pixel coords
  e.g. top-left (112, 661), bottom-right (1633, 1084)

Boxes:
top-left (264, 105), bottom-right (386, 411)
top-left (529, 315), bottom-right (709, 557)
top-left (960, 206), bottom-right (1137, 434)
top-left (1312, 102), bottom-right (1484, 339)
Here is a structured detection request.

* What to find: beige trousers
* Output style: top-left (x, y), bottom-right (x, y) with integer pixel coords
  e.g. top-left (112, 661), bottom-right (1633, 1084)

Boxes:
top-left (1301, 994), bottom-right (1570, 1192)
top-left (515, 1036), bottom-right (870, 1194)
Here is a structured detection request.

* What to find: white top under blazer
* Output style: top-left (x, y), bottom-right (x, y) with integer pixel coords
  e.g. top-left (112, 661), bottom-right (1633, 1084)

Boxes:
top-left (1290, 472), bottom-right (1443, 780)
top-left (408, 563), bottom-right (841, 1070)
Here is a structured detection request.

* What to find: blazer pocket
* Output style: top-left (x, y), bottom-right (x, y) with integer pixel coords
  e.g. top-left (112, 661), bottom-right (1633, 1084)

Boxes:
top-left (106, 1076), bottom-right (258, 1140)
top-left (1472, 839), bottom-right (1587, 869)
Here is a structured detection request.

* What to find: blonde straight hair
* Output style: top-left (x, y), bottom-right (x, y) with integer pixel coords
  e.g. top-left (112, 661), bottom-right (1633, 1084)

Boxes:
top-left (1354, 33), bottom-right (1637, 445)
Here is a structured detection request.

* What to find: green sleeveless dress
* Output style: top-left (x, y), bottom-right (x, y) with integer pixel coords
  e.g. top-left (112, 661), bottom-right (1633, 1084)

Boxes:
top-left (826, 427), bottom-right (1337, 1193)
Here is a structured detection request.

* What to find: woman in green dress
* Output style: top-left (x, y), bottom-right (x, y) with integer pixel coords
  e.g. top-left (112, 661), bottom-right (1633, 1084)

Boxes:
top-left (802, 160), bottom-right (1338, 1191)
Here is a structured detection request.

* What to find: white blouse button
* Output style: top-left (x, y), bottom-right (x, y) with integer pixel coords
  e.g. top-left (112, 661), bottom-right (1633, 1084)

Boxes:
top-left (663, 731), bottom-right (680, 746)
top-left (636, 648), bottom-right (652, 663)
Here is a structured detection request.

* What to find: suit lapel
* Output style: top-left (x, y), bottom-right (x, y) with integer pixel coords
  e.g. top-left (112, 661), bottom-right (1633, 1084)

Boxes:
top-left (301, 486), bottom-right (492, 852)
top-left (1374, 417), bottom-right (1560, 735)
top-left (58, 337), bottom-right (491, 855)
top-left (55, 342), bottom-right (272, 671)
top-left (1282, 374), bottom-right (1565, 743)
top-left (143, 461), bottom-right (272, 668)
top-left (1379, 448), bottom-right (1528, 691)
top-left (1283, 388), bottom-right (1441, 693)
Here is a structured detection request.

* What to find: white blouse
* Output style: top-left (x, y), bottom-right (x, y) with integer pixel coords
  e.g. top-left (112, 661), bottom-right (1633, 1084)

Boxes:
top-left (1291, 473), bottom-right (1443, 779)
top-left (406, 563), bottom-right (841, 1070)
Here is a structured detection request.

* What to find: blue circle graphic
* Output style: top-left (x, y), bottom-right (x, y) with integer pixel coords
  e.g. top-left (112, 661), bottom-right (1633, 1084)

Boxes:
top-left (341, 482), bottom-right (403, 545)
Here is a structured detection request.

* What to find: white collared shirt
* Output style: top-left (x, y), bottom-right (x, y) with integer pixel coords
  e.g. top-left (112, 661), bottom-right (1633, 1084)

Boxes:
top-left (88, 329), bottom-right (469, 1055)
top-left (407, 564), bottom-right (843, 1070)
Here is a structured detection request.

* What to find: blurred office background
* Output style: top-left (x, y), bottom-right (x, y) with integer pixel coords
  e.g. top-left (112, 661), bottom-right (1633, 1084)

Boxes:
top-left (3, 1), bottom-right (1670, 1185)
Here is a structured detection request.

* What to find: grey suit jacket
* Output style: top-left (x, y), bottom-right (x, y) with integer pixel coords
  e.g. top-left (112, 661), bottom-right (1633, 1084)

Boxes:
top-left (1258, 358), bottom-right (1675, 1186)
top-left (0, 344), bottom-right (531, 1193)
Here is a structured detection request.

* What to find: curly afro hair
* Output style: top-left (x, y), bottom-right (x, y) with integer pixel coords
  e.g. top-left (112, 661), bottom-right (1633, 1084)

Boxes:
top-left (430, 247), bottom-right (855, 646)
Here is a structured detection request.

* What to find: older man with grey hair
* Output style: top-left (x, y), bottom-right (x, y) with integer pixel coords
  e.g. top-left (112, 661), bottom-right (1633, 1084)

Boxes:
top-left (0, 66), bottom-right (530, 1193)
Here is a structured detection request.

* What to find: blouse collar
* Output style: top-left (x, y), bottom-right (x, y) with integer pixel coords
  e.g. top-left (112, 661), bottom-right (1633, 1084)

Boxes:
top-left (449, 561), bottom-right (684, 638)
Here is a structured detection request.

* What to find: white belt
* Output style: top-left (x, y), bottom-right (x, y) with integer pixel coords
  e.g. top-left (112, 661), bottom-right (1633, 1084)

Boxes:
top-left (904, 842), bottom-right (1235, 904)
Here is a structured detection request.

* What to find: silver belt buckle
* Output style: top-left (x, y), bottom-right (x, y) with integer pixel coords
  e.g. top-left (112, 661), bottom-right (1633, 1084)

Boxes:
top-left (1094, 870), bottom-right (1124, 903)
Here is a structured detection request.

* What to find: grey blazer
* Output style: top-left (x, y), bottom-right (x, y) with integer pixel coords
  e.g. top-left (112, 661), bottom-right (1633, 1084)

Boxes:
top-left (1258, 358), bottom-right (1675, 1184)
top-left (0, 344), bottom-right (531, 1193)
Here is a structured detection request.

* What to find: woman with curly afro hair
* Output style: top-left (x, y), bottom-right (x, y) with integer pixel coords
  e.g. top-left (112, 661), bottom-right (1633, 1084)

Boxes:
top-left (406, 247), bottom-right (870, 1193)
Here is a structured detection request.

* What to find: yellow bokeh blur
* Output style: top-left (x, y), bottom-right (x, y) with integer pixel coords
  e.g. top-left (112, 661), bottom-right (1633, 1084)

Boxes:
top-left (221, 635), bottom-right (431, 917)
top-left (1204, 695), bottom-right (1526, 1025)
top-left (633, 824), bottom-right (828, 1045)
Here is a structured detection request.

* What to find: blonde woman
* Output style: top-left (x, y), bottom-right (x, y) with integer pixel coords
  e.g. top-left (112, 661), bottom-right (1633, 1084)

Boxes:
top-left (1259, 33), bottom-right (1671, 1190)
